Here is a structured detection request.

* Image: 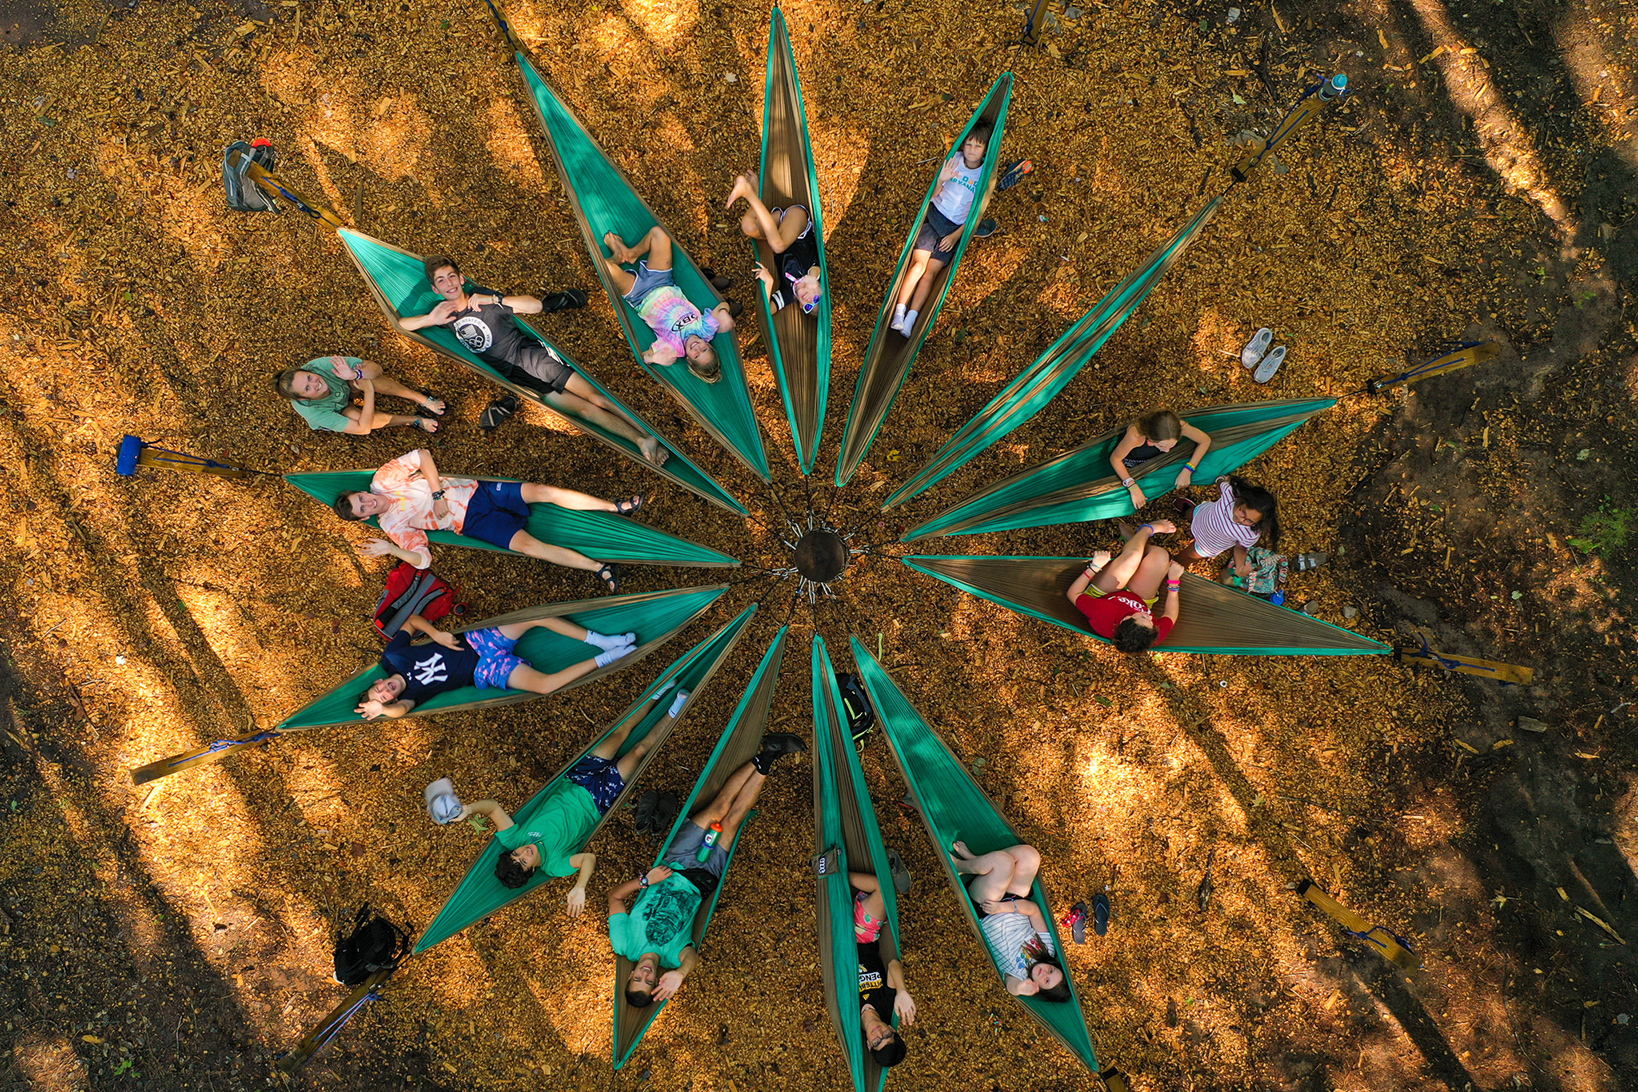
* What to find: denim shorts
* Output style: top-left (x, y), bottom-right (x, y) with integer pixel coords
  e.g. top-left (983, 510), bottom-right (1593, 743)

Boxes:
top-left (464, 626), bottom-right (525, 689)
top-left (622, 261), bottom-right (675, 309)
top-left (461, 480), bottom-right (530, 550)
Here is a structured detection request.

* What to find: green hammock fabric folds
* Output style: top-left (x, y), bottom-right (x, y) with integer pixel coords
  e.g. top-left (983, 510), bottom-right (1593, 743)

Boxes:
top-left (614, 626), bottom-right (791, 1068)
top-left (508, 50), bottom-right (770, 481)
top-left (903, 556), bottom-right (1389, 655)
top-left (901, 399), bottom-right (1336, 541)
top-left (753, 9), bottom-right (831, 475)
top-left (128, 585), bottom-right (729, 785)
top-left (834, 74), bottom-right (1013, 487)
top-left (284, 470), bottom-right (737, 569)
top-left (848, 637), bottom-right (1099, 1073)
top-left (883, 195), bottom-right (1224, 509)
top-left (812, 637), bottom-right (903, 1092)
top-left (334, 229), bottom-right (747, 516)
top-left (413, 605), bottom-right (758, 955)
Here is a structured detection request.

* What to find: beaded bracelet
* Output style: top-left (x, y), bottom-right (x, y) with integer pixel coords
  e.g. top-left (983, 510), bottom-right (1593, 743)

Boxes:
top-left (1182, 462), bottom-right (1197, 472)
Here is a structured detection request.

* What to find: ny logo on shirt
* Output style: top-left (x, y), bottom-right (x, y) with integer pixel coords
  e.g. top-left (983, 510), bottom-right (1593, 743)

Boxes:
top-left (413, 653), bottom-right (449, 685)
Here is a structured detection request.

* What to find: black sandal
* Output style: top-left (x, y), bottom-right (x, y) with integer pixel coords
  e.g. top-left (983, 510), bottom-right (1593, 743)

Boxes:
top-left (594, 563), bottom-right (621, 593)
top-left (725, 299), bottom-right (744, 320)
top-left (540, 288), bottom-right (589, 314)
top-left (479, 393), bottom-right (520, 431)
top-left (699, 266), bottom-right (736, 293)
top-left (614, 495), bottom-right (644, 517)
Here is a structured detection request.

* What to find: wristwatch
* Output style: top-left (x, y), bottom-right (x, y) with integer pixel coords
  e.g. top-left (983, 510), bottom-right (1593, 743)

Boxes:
top-left (431, 489), bottom-right (446, 500)
top-left (638, 874), bottom-right (650, 889)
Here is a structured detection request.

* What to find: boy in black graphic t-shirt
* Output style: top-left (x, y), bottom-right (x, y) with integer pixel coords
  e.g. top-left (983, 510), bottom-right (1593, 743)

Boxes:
top-left (400, 255), bottom-right (668, 465)
top-left (851, 871), bottom-right (915, 1069)
top-left (354, 611), bottom-right (636, 720)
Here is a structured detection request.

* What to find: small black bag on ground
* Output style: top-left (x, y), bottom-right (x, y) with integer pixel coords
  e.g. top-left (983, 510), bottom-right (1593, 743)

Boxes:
top-left (222, 139), bottom-right (280, 213)
top-left (835, 672), bottom-right (876, 746)
top-left (332, 904), bottom-right (411, 986)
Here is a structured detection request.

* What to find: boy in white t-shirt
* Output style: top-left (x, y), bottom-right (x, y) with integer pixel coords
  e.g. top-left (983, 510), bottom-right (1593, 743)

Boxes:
top-left (890, 122), bottom-right (995, 336)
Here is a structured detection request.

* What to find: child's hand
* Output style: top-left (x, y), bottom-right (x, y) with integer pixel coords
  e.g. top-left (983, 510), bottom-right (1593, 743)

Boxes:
top-left (1088, 550), bottom-right (1111, 570)
top-left (1174, 467), bottom-right (1194, 488)
top-left (940, 228), bottom-right (962, 251)
top-left (1128, 483), bottom-right (1149, 508)
top-left (1236, 560), bottom-right (1254, 578)
top-left (1168, 561), bottom-right (1186, 581)
top-left (565, 886), bottom-right (587, 918)
top-left (429, 628), bottom-right (461, 650)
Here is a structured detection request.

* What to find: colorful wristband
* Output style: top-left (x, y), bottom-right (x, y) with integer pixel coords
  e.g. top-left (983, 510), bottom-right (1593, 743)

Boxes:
top-left (1121, 477), bottom-right (1136, 487)
top-left (1140, 523), bottom-right (1154, 534)
top-left (1182, 462), bottom-right (1196, 472)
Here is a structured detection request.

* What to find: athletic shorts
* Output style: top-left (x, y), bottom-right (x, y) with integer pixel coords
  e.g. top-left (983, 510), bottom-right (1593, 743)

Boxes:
top-left (913, 205), bottom-right (963, 258)
top-left (511, 344), bottom-right (574, 396)
top-left (461, 480), bottom-right (531, 550)
top-left (566, 754), bottom-right (626, 815)
top-left (1083, 582), bottom-right (1159, 608)
top-left (622, 260), bottom-right (675, 310)
top-left (464, 626), bottom-right (526, 689)
top-left (665, 820), bottom-right (729, 886)
top-left (854, 889), bottom-right (884, 943)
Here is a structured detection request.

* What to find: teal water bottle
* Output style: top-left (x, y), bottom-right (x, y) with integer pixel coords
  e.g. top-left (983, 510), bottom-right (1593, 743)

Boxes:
top-left (695, 821), bottom-right (722, 862)
top-left (1319, 73), bottom-right (1348, 101)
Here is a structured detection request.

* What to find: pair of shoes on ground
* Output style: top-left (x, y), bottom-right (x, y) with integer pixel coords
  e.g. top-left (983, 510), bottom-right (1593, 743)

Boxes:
top-left (1240, 328), bottom-right (1286, 384)
top-left (1061, 893), bottom-right (1112, 942)
top-left (633, 789), bottom-right (678, 837)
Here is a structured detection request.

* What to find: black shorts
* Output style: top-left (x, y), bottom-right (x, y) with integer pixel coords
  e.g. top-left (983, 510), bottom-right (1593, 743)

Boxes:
top-left (964, 874), bottom-right (1020, 919)
top-left (512, 344), bottom-right (574, 395)
top-left (678, 866), bottom-right (719, 900)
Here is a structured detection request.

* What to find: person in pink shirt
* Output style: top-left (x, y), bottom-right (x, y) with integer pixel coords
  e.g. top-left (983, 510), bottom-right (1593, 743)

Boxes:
top-left (329, 448), bottom-right (639, 592)
top-left (601, 227), bottom-right (738, 384)
top-left (1065, 521), bottom-right (1185, 652)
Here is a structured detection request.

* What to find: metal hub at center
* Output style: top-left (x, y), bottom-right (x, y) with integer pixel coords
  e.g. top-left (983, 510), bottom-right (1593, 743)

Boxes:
top-left (792, 529), bottom-right (848, 582)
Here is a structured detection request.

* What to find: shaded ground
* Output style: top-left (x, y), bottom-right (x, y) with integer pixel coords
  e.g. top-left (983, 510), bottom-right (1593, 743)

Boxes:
top-left (0, 0), bottom-right (1635, 1091)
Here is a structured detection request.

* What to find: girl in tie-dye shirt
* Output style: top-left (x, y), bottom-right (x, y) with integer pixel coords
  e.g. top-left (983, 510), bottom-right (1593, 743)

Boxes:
top-left (601, 226), bottom-right (738, 384)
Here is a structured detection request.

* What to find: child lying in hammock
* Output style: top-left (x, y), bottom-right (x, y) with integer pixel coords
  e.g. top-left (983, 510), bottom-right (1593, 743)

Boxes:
top-left (951, 842), bottom-right (1070, 1000)
top-left (602, 227), bottom-right (739, 385)
top-left (723, 172), bottom-right (823, 316)
top-left (355, 612), bottom-right (634, 721)
top-left (1107, 409), bottom-right (1215, 509)
top-left (850, 871), bottom-right (916, 1069)
top-left (1065, 521), bottom-right (1185, 653)
top-left (890, 122), bottom-right (995, 337)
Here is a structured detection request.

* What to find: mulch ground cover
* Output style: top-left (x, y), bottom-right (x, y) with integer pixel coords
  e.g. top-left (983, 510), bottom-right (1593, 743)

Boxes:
top-left (1, 0), bottom-right (1636, 1089)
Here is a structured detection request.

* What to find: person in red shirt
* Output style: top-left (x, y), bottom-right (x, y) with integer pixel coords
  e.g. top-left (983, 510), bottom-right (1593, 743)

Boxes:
top-left (1065, 521), bottom-right (1185, 652)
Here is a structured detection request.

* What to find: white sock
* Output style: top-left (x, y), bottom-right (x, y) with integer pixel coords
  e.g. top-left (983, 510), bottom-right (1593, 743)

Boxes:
top-left (594, 645), bottom-right (633, 668)
top-left (667, 689), bottom-right (691, 718)
top-left (585, 630), bottom-right (635, 650)
top-left (892, 303), bottom-right (906, 327)
top-left (902, 309), bottom-right (918, 332)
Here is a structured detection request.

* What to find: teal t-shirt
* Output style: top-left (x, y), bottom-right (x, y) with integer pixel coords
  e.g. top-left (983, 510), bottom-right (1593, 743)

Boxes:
top-left (608, 874), bottom-right (702, 969)
top-left (492, 780), bottom-right (599, 879)
top-left (289, 355), bottom-right (362, 432)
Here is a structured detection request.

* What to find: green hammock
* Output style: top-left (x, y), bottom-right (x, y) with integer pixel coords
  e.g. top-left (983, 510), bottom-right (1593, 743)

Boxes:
top-left (614, 626), bottom-right (790, 1068)
top-left (847, 637), bottom-right (1099, 1073)
top-left (284, 469), bottom-right (737, 570)
top-left (334, 228), bottom-right (747, 516)
top-left (492, 19), bottom-right (769, 482)
top-left (883, 195), bottom-right (1224, 509)
top-left (901, 399), bottom-right (1335, 541)
top-left (903, 556), bottom-right (1390, 655)
top-left (834, 74), bottom-right (1014, 487)
top-left (129, 585), bottom-right (728, 785)
top-left (414, 604), bottom-right (758, 954)
top-left (812, 636), bottom-right (903, 1092)
top-left (752, 8), bottom-right (831, 475)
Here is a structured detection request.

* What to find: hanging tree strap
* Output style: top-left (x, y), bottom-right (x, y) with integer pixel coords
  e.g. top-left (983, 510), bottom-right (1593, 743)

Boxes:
top-left (1296, 880), bottom-right (1421, 970)
top-left (245, 161), bottom-right (347, 229)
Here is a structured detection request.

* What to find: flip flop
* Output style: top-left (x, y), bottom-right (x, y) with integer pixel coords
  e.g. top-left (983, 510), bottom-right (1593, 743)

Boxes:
top-left (422, 392), bottom-right (446, 416)
top-left (1240, 327), bottom-right (1273, 368)
top-left (540, 288), bottom-right (589, 314)
top-left (725, 299), bottom-right (745, 320)
top-left (996, 159), bottom-right (1034, 191)
top-left (1093, 892), bottom-right (1110, 936)
top-left (1064, 900), bottom-right (1088, 944)
top-left (974, 218), bottom-right (999, 238)
top-left (413, 417), bottom-right (439, 433)
top-left (648, 791), bottom-right (680, 838)
top-left (887, 848), bottom-right (913, 895)
top-left (699, 267), bottom-right (736, 293)
top-left (1253, 345), bottom-right (1286, 384)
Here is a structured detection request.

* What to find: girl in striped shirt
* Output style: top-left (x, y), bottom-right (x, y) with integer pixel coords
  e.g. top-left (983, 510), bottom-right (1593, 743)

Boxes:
top-left (1174, 476), bottom-right (1281, 580)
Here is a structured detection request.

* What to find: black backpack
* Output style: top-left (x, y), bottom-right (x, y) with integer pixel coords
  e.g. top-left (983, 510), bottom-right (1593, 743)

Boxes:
top-left (332, 904), bottom-right (411, 986)
top-left (836, 672), bottom-right (876, 746)
top-left (222, 139), bottom-right (280, 213)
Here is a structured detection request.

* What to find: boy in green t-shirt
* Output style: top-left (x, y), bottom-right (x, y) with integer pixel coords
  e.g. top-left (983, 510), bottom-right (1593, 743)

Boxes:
top-left (275, 355), bottom-right (445, 435)
top-left (607, 731), bottom-right (805, 1007)
top-left (453, 686), bottom-right (683, 917)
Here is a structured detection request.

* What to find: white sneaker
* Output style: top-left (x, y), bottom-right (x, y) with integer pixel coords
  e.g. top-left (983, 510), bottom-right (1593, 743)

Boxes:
top-left (1253, 345), bottom-right (1286, 384)
top-left (891, 303), bottom-right (907, 333)
top-left (1241, 327), bottom-right (1273, 368)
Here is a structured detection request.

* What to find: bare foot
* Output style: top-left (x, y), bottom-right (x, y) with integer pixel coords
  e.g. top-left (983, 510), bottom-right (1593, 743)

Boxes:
top-left (951, 840), bottom-right (974, 861)
top-left (723, 173), bottom-right (753, 209)
top-left (638, 436), bottom-right (671, 467)
top-left (603, 231), bottom-right (629, 262)
top-left (423, 395), bottom-right (447, 416)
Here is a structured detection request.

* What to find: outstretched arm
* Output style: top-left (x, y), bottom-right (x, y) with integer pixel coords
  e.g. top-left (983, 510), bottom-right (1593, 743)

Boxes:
top-left (1066, 551), bottom-right (1112, 604)
top-left (565, 852), bottom-right (596, 917)
top-left (1162, 562), bottom-right (1184, 627)
top-left (457, 799), bottom-right (515, 830)
top-left (1108, 425), bottom-right (1148, 508)
top-left (399, 299), bottom-right (462, 331)
top-left (1176, 421), bottom-right (1211, 487)
top-left (402, 613), bottom-right (462, 649)
top-left (886, 957), bottom-right (916, 1026)
top-left (355, 697), bottom-right (416, 721)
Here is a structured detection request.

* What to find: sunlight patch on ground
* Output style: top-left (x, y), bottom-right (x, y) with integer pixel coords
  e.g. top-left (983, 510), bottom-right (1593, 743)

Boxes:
top-left (11, 1033), bottom-right (91, 1091)
top-left (617, 0), bottom-right (699, 51)
top-left (483, 97), bottom-right (550, 193)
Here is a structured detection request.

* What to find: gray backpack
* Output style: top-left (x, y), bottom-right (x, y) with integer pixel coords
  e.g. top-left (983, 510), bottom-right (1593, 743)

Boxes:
top-left (222, 139), bottom-right (280, 213)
